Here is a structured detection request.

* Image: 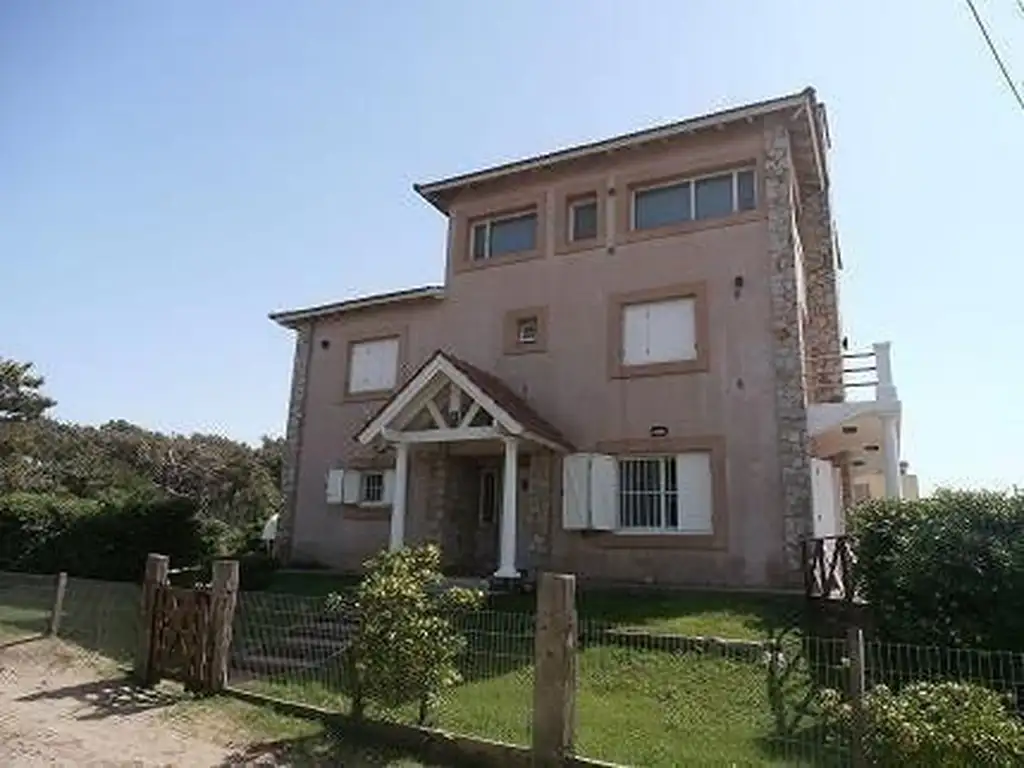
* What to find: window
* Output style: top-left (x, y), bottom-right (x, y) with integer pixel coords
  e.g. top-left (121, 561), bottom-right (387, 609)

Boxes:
top-left (622, 298), bottom-right (696, 366)
top-left (633, 169), bottom-right (756, 230)
top-left (617, 453), bottom-right (713, 533)
top-left (516, 316), bottom-right (538, 345)
top-left (348, 337), bottom-right (399, 394)
top-left (478, 468), bottom-right (500, 524)
top-left (569, 198), bottom-right (598, 241)
top-left (360, 471), bottom-right (385, 504)
top-left (471, 211), bottom-right (538, 260)
top-left (618, 457), bottom-right (678, 530)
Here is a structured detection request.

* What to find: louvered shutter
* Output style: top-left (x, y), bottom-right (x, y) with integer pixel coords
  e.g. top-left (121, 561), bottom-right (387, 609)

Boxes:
top-left (676, 452), bottom-right (713, 533)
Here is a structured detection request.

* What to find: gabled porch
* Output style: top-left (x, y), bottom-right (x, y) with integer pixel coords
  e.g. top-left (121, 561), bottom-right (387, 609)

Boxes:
top-left (356, 351), bottom-right (572, 580)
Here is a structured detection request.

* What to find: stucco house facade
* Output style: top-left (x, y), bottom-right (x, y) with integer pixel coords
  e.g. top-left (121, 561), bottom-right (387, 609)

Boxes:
top-left (270, 88), bottom-right (909, 589)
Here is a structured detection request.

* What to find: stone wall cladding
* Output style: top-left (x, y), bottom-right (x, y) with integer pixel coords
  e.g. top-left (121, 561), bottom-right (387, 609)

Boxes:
top-left (275, 323), bottom-right (313, 564)
top-left (764, 120), bottom-right (813, 585)
top-left (799, 189), bottom-right (844, 403)
top-left (525, 450), bottom-right (556, 570)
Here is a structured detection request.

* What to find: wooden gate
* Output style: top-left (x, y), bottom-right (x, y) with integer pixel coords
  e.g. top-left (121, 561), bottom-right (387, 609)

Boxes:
top-left (149, 584), bottom-right (213, 692)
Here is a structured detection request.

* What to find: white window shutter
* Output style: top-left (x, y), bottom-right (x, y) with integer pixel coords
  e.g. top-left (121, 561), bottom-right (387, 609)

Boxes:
top-left (382, 468), bottom-right (397, 505)
top-left (621, 304), bottom-right (650, 365)
top-left (676, 452), bottom-right (713, 533)
top-left (648, 298), bottom-right (696, 362)
top-left (342, 470), bottom-right (362, 504)
top-left (326, 469), bottom-right (345, 505)
top-left (562, 454), bottom-right (590, 530)
top-left (589, 454), bottom-right (618, 530)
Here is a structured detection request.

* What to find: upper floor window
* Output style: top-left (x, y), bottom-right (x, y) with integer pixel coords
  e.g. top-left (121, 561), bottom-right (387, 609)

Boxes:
top-left (569, 197), bottom-right (599, 242)
top-left (632, 169), bottom-right (756, 231)
top-left (621, 297), bottom-right (697, 366)
top-left (348, 337), bottom-right (399, 394)
top-left (471, 210), bottom-right (538, 260)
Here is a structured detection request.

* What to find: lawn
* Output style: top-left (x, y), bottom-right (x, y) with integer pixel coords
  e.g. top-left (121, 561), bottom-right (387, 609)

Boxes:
top-left (227, 574), bottom-right (832, 766)
top-left (3, 569), bottom-right (829, 766)
top-left (259, 570), bottom-right (805, 640)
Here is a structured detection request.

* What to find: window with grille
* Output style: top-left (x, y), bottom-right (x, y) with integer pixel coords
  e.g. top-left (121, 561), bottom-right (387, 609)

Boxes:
top-left (618, 456), bottom-right (679, 531)
top-left (360, 472), bottom-right (385, 504)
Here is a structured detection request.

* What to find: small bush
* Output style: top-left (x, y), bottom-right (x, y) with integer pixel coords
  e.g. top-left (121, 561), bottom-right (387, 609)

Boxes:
top-left (337, 544), bottom-right (484, 722)
top-left (821, 681), bottom-right (1024, 766)
top-left (0, 491), bottom-right (205, 581)
top-left (851, 490), bottom-right (1024, 650)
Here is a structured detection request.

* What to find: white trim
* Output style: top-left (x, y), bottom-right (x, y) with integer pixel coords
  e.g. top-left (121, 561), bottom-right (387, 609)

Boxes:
top-left (414, 91), bottom-right (812, 210)
top-left (459, 401), bottom-right (481, 429)
top-left (382, 425), bottom-right (501, 443)
top-left (357, 352), bottom-right (570, 452)
top-left (425, 399), bottom-right (447, 429)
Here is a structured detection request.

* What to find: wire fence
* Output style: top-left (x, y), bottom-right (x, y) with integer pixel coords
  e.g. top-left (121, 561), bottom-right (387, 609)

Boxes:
top-left (4, 570), bottom-right (1024, 767)
top-left (227, 589), bottom-right (535, 746)
top-left (0, 570), bottom-right (141, 669)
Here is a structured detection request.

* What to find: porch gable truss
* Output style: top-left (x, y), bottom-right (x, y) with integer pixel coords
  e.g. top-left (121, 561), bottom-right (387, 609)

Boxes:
top-left (355, 352), bottom-right (571, 451)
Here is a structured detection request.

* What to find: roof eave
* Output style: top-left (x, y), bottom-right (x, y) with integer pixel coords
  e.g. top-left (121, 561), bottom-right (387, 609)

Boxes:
top-left (269, 286), bottom-right (445, 329)
top-left (413, 89), bottom-right (814, 214)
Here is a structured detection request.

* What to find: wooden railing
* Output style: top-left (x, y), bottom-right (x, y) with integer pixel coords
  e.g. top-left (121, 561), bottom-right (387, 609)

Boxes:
top-left (801, 535), bottom-right (855, 603)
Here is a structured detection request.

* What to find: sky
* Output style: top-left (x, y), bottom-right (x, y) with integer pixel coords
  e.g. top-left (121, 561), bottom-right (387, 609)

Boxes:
top-left (1, 1), bottom-right (1022, 492)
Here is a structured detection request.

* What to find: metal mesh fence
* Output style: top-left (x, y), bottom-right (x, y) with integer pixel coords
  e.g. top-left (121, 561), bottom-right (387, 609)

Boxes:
top-left (228, 589), bottom-right (536, 746)
top-left (0, 571), bottom-right (141, 668)
top-left (0, 571), bottom-right (55, 641)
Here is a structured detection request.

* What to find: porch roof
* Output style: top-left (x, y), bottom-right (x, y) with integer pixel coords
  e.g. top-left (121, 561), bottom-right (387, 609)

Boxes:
top-left (355, 350), bottom-right (574, 452)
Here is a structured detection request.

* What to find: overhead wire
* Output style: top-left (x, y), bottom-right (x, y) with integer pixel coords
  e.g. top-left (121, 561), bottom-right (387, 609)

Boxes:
top-left (964, 0), bottom-right (1024, 111)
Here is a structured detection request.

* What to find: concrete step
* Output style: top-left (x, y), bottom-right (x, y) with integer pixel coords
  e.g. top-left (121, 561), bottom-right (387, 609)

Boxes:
top-left (231, 652), bottom-right (320, 676)
top-left (287, 618), bottom-right (357, 640)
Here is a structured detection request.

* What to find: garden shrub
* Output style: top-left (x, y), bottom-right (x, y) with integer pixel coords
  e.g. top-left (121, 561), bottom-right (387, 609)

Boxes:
top-left (821, 681), bottom-right (1024, 767)
top-left (0, 491), bottom-right (205, 581)
top-left (332, 544), bottom-right (484, 722)
top-left (851, 490), bottom-right (1024, 651)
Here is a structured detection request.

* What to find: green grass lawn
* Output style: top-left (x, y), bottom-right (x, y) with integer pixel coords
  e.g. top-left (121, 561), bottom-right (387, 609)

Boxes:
top-left (260, 570), bottom-right (805, 640)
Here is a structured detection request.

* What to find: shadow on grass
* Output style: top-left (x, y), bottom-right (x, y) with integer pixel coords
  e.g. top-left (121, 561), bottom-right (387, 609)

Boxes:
top-left (217, 726), bottom-right (442, 767)
top-left (17, 674), bottom-right (184, 720)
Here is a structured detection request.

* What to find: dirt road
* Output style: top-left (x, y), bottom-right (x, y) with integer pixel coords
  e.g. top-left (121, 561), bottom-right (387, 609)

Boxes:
top-left (0, 639), bottom-right (235, 767)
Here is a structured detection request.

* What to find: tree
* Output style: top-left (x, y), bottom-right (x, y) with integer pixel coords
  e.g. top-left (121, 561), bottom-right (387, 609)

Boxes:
top-left (0, 358), bottom-right (56, 422)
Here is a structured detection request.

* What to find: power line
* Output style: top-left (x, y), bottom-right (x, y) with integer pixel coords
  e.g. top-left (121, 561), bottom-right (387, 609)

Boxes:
top-left (965, 0), bottom-right (1024, 111)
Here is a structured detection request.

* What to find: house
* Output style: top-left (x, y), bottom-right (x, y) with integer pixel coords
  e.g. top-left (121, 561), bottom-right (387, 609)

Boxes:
top-left (269, 88), bottom-right (910, 589)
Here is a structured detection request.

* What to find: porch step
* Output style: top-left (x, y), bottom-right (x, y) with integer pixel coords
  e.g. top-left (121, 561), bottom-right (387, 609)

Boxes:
top-left (231, 652), bottom-right (320, 676)
top-left (280, 635), bottom-right (351, 658)
top-left (438, 577), bottom-right (490, 593)
top-left (287, 618), bottom-right (357, 640)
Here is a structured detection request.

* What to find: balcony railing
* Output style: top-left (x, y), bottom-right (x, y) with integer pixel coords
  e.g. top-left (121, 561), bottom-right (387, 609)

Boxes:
top-left (807, 341), bottom-right (897, 404)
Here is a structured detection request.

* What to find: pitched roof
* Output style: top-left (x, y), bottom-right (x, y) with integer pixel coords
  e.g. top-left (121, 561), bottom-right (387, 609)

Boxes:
top-left (355, 350), bottom-right (573, 452)
top-left (269, 285), bottom-right (444, 328)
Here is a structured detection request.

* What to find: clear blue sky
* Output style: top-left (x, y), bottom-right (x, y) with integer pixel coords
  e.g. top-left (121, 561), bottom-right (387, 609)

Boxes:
top-left (1, 1), bottom-right (1021, 491)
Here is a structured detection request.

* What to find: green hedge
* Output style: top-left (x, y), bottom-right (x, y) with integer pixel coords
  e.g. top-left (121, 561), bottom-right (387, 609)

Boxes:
top-left (851, 490), bottom-right (1024, 650)
top-left (0, 492), bottom-right (209, 582)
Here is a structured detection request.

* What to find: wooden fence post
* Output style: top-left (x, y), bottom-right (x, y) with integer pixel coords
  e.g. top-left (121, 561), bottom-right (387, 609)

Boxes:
top-left (847, 626), bottom-right (867, 768)
top-left (207, 559), bottom-right (240, 693)
top-left (532, 572), bottom-right (577, 767)
top-left (135, 553), bottom-right (169, 686)
top-left (47, 572), bottom-right (67, 637)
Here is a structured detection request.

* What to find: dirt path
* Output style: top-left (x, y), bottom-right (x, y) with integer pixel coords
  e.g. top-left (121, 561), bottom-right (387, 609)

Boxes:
top-left (0, 639), bottom-right (235, 767)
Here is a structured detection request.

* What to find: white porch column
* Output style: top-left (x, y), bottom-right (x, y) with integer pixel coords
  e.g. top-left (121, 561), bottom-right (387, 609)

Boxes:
top-left (873, 341), bottom-right (898, 402)
top-left (389, 442), bottom-right (410, 551)
top-left (495, 436), bottom-right (520, 579)
top-left (881, 414), bottom-right (902, 499)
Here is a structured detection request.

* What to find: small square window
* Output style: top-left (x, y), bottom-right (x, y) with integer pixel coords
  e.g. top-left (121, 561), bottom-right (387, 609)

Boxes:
top-left (360, 472), bottom-right (384, 504)
top-left (569, 198), bottom-right (598, 241)
top-left (517, 317), bottom-right (539, 344)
